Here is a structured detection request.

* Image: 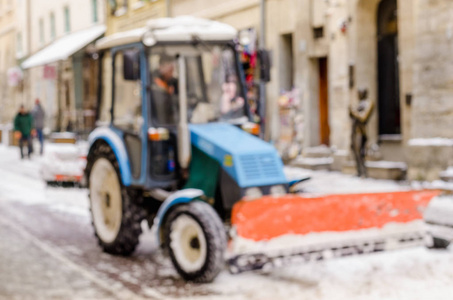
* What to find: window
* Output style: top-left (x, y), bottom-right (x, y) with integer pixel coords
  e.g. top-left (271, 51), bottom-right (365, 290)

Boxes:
top-left (64, 6), bottom-right (70, 33)
top-left (16, 32), bottom-right (22, 56)
top-left (92, 0), bottom-right (98, 23)
top-left (50, 12), bottom-right (56, 40)
top-left (313, 26), bottom-right (324, 39)
top-left (111, 0), bottom-right (128, 16)
top-left (148, 44), bottom-right (246, 125)
top-left (113, 48), bottom-right (142, 133)
top-left (39, 18), bottom-right (44, 45)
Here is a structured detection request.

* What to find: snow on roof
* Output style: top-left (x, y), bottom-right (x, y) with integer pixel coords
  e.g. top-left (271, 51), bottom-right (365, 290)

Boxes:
top-left (95, 27), bottom-right (148, 50)
top-left (22, 25), bottom-right (106, 69)
top-left (95, 16), bottom-right (237, 50)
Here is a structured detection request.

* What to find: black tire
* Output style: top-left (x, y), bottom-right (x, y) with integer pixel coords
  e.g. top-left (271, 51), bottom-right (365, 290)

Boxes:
top-left (164, 201), bottom-right (227, 283)
top-left (86, 142), bottom-right (145, 256)
top-left (429, 237), bottom-right (450, 249)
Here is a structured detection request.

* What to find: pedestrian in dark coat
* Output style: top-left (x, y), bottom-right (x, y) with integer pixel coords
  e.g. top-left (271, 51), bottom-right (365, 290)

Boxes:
top-left (14, 105), bottom-right (34, 159)
top-left (31, 99), bottom-right (45, 155)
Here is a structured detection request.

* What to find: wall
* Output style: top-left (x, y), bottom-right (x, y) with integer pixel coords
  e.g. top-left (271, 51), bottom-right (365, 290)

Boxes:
top-left (106, 0), bottom-right (166, 35)
top-left (411, 0), bottom-right (453, 139)
top-left (0, 0), bottom-right (18, 124)
top-left (26, 0), bottom-right (105, 131)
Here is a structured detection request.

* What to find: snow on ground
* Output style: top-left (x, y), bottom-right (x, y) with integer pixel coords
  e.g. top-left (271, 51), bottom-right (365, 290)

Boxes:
top-left (0, 144), bottom-right (89, 217)
top-left (208, 247), bottom-right (453, 300)
top-left (3, 144), bottom-right (453, 299)
top-left (408, 137), bottom-right (453, 147)
top-left (284, 166), bottom-right (409, 195)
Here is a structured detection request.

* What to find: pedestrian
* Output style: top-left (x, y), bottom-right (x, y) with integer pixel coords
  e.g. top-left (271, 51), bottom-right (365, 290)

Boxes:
top-left (349, 88), bottom-right (374, 178)
top-left (14, 105), bottom-right (34, 159)
top-left (31, 99), bottom-right (45, 155)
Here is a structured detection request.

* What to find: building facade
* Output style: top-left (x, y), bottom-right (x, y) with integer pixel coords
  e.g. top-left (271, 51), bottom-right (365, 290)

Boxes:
top-left (105, 0), bottom-right (167, 35)
top-left (167, 0), bottom-right (453, 180)
top-left (23, 0), bottom-right (105, 133)
top-left (0, 0), bottom-right (25, 126)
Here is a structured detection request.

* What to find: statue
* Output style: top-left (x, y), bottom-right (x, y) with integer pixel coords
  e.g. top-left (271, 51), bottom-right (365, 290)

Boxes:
top-left (349, 88), bottom-right (374, 178)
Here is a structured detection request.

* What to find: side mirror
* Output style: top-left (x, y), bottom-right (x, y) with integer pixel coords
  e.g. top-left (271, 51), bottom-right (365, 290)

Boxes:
top-left (258, 49), bottom-right (271, 83)
top-left (123, 49), bottom-right (140, 81)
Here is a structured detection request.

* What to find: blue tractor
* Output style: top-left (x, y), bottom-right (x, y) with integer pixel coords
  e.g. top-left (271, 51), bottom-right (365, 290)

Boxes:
top-left (85, 16), bottom-right (292, 282)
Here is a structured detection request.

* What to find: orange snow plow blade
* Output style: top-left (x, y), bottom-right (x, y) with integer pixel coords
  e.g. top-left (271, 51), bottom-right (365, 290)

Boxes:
top-left (232, 190), bottom-right (441, 241)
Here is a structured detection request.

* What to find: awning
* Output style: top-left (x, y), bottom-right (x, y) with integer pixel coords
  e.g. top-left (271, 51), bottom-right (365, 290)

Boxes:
top-left (22, 25), bottom-right (106, 69)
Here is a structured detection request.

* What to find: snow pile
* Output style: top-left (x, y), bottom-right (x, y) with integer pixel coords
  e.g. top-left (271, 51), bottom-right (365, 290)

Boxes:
top-left (408, 138), bottom-right (453, 147)
top-left (284, 166), bottom-right (408, 195)
top-left (423, 194), bottom-right (453, 226)
top-left (293, 157), bottom-right (334, 166)
top-left (366, 161), bottom-right (407, 170)
top-left (440, 167), bottom-right (453, 181)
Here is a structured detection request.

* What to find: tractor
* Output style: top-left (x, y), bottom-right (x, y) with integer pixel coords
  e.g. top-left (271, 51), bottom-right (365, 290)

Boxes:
top-left (85, 16), bottom-right (292, 282)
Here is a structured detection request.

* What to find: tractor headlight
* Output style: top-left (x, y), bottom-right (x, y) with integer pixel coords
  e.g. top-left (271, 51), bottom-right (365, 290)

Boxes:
top-left (244, 187), bottom-right (263, 200)
top-left (270, 185), bottom-right (286, 196)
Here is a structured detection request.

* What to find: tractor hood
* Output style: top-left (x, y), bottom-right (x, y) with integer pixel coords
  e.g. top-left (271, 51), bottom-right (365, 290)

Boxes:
top-left (189, 123), bottom-right (287, 188)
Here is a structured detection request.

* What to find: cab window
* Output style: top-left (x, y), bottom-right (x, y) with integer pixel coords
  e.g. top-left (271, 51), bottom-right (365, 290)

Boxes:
top-left (112, 48), bottom-right (142, 133)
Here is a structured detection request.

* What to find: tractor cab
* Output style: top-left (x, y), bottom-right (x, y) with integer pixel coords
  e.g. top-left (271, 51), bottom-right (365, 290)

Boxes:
top-left (94, 17), bottom-right (262, 192)
top-left (86, 16), bottom-right (280, 282)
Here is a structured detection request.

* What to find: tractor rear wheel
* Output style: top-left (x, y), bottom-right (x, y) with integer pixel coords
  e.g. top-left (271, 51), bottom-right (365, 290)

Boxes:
top-left (87, 144), bottom-right (144, 256)
top-left (165, 201), bottom-right (226, 282)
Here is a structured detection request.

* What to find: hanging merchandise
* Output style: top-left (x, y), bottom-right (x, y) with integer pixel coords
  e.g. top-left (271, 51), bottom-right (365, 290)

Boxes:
top-left (239, 28), bottom-right (259, 122)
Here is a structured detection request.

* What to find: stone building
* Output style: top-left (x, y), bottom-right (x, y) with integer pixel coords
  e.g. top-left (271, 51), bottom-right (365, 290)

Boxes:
top-left (105, 0), bottom-right (167, 35)
top-left (168, 0), bottom-right (453, 180)
top-left (0, 0), bottom-right (26, 126)
top-left (21, 0), bottom-right (106, 133)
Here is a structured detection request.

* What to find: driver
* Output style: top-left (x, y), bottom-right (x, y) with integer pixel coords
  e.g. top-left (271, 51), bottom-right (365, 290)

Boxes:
top-left (151, 54), bottom-right (178, 124)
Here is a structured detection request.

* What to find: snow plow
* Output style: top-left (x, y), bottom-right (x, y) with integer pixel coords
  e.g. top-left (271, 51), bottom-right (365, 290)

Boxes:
top-left (228, 190), bottom-right (440, 273)
top-left (85, 16), bottom-right (441, 283)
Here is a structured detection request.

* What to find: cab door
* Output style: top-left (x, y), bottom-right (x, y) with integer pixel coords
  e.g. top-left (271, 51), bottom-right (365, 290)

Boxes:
top-left (111, 45), bottom-right (148, 185)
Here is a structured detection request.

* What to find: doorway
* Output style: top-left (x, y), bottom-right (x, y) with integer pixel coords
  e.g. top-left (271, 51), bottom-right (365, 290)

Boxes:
top-left (318, 57), bottom-right (329, 145)
top-left (377, 0), bottom-right (400, 135)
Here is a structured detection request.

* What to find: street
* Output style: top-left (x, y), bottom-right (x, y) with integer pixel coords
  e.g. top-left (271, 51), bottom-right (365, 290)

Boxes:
top-left (1, 145), bottom-right (453, 299)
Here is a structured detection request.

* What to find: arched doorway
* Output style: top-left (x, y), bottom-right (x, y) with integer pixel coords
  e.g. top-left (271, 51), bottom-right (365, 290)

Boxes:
top-left (377, 0), bottom-right (400, 135)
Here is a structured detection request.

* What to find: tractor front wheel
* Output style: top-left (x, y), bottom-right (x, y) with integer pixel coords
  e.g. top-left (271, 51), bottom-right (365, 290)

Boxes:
top-left (165, 201), bottom-right (226, 282)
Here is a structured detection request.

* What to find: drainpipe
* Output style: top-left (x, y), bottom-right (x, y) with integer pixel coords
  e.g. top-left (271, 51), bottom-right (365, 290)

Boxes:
top-left (24, 0), bottom-right (32, 107)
